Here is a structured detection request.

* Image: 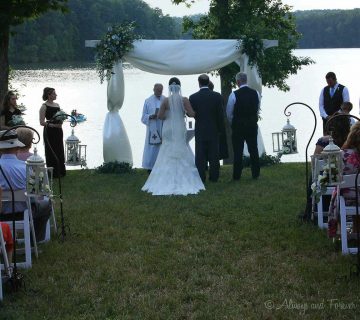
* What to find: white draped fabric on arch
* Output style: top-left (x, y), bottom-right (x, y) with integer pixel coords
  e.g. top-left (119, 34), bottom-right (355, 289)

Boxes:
top-left (85, 39), bottom-right (278, 164)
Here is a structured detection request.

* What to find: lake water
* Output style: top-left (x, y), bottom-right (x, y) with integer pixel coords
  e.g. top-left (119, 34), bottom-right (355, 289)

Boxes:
top-left (12, 48), bottom-right (360, 169)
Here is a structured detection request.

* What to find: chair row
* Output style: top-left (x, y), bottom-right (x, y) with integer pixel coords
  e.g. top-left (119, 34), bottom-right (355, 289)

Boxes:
top-left (312, 157), bottom-right (360, 255)
top-left (0, 189), bottom-right (57, 301)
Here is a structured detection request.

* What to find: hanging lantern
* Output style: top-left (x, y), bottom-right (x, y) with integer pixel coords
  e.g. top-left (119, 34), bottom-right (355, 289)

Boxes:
top-left (319, 136), bottom-right (343, 186)
top-left (272, 118), bottom-right (297, 155)
top-left (65, 129), bottom-right (87, 167)
top-left (26, 147), bottom-right (51, 196)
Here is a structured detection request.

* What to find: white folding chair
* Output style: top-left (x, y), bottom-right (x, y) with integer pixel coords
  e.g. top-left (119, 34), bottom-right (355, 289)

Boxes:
top-left (1, 190), bottom-right (34, 268)
top-left (47, 167), bottom-right (57, 235)
top-left (0, 225), bottom-right (10, 301)
top-left (338, 174), bottom-right (360, 255)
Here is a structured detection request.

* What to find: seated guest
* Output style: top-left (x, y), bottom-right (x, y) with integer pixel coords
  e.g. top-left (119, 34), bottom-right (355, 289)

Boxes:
top-left (303, 113), bottom-right (351, 220)
top-left (16, 127), bottom-right (34, 161)
top-left (0, 130), bottom-right (50, 242)
top-left (328, 122), bottom-right (360, 237)
top-left (340, 101), bottom-right (356, 126)
top-left (314, 112), bottom-right (351, 154)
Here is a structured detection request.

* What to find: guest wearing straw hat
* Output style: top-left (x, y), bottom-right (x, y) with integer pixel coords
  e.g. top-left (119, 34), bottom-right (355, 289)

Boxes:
top-left (0, 130), bottom-right (50, 242)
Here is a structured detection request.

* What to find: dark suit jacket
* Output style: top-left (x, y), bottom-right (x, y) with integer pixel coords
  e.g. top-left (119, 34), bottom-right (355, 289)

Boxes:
top-left (189, 88), bottom-right (225, 141)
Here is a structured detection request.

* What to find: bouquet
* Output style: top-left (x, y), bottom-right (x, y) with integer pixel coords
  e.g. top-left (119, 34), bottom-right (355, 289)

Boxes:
top-left (8, 114), bottom-right (25, 126)
top-left (51, 109), bottom-right (67, 124)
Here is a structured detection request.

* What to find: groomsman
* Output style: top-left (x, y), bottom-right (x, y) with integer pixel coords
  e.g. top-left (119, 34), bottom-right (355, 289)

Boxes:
top-left (226, 72), bottom-right (260, 180)
top-left (141, 83), bottom-right (165, 172)
top-left (189, 74), bottom-right (225, 183)
top-left (319, 72), bottom-right (350, 134)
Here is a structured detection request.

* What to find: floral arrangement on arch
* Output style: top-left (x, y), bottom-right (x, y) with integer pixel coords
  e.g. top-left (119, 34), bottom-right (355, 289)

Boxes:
top-left (95, 22), bottom-right (140, 83)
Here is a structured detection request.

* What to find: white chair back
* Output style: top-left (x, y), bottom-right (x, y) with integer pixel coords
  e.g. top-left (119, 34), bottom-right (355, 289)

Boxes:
top-left (1, 190), bottom-right (34, 268)
top-left (338, 173), bottom-right (360, 254)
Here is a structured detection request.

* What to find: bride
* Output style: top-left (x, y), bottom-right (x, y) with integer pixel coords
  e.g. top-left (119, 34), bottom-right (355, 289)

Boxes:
top-left (142, 77), bottom-right (205, 195)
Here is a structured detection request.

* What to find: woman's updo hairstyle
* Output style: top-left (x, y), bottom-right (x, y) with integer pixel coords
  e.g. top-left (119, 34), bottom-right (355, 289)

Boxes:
top-left (168, 77), bottom-right (181, 86)
top-left (42, 87), bottom-right (55, 101)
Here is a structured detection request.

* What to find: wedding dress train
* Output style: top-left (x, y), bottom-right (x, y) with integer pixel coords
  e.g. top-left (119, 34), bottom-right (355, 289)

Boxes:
top-left (142, 85), bottom-right (205, 195)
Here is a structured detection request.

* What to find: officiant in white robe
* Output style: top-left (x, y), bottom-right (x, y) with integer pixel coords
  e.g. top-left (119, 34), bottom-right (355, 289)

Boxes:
top-left (141, 83), bottom-right (165, 171)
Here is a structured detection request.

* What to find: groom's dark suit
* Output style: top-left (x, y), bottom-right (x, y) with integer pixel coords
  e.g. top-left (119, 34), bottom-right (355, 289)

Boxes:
top-left (189, 87), bottom-right (225, 182)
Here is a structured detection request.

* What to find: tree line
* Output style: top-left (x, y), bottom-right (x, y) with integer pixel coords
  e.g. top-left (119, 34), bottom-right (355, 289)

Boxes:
top-left (8, 3), bottom-right (360, 65)
top-left (9, 0), bottom-right (182, 64)
top-left (295, 9), bottom-right (360, 48)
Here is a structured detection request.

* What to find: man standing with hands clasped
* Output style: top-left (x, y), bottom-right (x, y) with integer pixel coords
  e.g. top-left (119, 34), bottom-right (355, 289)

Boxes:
top-left (319, 71), bottom-right (350, 134)
top-left (189, 74), bottom-right (225, 183)
top-left (141, 83), bottom-right (165, 173)
top-left (227, 72), bottom-right (260, 181)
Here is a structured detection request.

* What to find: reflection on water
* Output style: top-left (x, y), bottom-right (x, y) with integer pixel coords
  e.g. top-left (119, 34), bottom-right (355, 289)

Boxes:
top-left (12, 49), bottom-right (360, 169)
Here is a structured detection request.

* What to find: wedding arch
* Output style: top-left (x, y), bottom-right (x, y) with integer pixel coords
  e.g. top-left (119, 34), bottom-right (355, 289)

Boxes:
top-left (85, 39), bottom-right (278, 164)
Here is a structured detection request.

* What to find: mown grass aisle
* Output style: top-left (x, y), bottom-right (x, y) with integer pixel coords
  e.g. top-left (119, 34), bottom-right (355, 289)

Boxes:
top-left (1, 164), bottom-right (359, 319)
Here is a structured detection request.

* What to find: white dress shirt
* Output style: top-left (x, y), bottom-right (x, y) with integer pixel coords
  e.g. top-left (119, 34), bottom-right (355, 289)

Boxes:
top-left (226, 85), bottom-right (261, 123)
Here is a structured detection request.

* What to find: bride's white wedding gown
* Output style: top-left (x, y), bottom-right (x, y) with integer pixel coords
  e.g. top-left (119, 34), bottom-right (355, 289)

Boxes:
top-left (142, 88), bottom-right (205, 196)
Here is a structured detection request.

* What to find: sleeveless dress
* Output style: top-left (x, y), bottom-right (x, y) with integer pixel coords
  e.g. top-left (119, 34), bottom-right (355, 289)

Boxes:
top-left (44, 104), bottom-right (66, 178)
top-left (142, 92), bottom-right (205, 195)
top-left (1, 108), bottom-right (22, 127)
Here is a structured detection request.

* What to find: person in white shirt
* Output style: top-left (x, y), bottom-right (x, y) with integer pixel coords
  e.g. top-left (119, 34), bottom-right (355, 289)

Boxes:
top-left (226, 72), bottom-right (260, 180)
top-left (141, 83), bottom-right (165, 172)
top-left (319, 72), bottom-right (350, 134)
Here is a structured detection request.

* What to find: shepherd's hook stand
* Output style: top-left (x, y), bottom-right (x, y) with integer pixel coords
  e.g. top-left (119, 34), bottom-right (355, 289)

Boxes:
top-left (284, 102), bottom-right (317, 205)
top-left (44, 114), bottom-right (77, 242)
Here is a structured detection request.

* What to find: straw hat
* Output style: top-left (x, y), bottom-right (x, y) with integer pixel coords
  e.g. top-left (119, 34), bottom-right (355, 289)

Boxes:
top-left (0, 129), bottom-right (25, 149)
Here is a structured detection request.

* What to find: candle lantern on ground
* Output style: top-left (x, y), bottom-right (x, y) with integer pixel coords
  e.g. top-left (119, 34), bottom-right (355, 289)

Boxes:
top-left (26, 147), bottom-right (51, 196)
top-left (65, 129), bottom-right (87, 167)
top-left (272, 118), bottom-right (297, 155)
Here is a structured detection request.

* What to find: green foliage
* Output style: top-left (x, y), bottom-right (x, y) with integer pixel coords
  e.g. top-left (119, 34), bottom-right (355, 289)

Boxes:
top-left (243, 152), bottom-right (281, 167)
top-left (8, 0), bottom-right (181, 64)
top-left (178, 0), bottom-right (314, 92)
top-left (95, 22), bottom-right (141, 83)
top-left (95, 161), bottom-right (134, 174)
top-left (0, 0), bottom-right (68, 33)
top-left (295, 9), bottom-right (360, 48)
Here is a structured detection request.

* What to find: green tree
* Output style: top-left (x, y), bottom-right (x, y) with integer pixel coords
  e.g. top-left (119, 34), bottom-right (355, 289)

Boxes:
top-left (173, 0), bottom-right (313, 95)
top-left (172, 0), bottom-right (313, 162)
top-left (0, 0), bottom-right (68, 104)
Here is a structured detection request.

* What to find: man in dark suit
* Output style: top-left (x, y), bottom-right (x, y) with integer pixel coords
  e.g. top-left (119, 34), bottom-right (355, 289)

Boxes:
top-left (226, 72), bottom-right (260, 180)
top-left (319, 71), bottom-right (350, 134)
top-left (189, 74), bottom-right (225, 183)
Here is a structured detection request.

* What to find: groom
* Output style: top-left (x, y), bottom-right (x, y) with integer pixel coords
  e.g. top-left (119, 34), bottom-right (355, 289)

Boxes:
top-left (189, 74), bottom-right (225, 183)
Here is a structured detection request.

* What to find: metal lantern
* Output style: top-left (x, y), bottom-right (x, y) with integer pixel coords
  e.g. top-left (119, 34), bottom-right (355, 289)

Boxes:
top-left (320, 136), bottom-right (343, 186)
top-left (65, 129), bottom-right (87, 167)
top-left (25, 147), bottom-right (51, 196)
top-left (272, 118), bottom-right (297, 154)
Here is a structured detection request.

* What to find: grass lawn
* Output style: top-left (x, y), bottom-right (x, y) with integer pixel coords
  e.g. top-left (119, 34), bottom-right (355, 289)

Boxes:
top-left (1, 163), bottom-right (360, 319)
